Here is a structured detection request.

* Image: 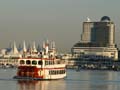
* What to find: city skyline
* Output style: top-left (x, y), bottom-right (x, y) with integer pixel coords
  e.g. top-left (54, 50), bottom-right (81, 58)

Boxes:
top-left (0, 0), bottom-right (120, 52)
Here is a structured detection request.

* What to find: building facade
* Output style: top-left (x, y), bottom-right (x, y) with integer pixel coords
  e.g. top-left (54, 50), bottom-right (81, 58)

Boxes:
top-left (72, 16), bottom-right (118, 60)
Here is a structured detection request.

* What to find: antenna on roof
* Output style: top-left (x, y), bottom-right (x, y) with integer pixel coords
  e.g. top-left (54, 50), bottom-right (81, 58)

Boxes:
top-left (86, 17), bottom-right (91, 22)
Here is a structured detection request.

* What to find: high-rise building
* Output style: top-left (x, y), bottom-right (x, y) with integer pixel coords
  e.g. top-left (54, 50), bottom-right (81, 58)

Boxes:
top-left (81, 16), bottom-right (115, 47)
top-left (72, 16), bottom-right (118, 60)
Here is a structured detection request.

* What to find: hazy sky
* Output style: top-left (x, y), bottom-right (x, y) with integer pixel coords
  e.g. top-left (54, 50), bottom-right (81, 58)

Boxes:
top-left (0, 0), bottom-right (120, 52)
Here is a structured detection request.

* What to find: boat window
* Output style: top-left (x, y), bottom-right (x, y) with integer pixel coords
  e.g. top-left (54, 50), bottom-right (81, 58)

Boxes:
top-left (48, 61), bottom-right (51, 65)
top-left (49, 70), bottom-right (52, 75)
top-left (49, 70), bottom-right (65, 75)
top-left (52, 71), bottom-right (55, 74)
top-left (45, 61), bottom-right (48, 65)
top-left (26, 60), bottom-right (31, 65)
top-left (52, 61), bottom-right (55, 64)
top-left (38, 61), bottom-right (43, 65)
top-left (49, 61), bottom-right (53, 65)
top-left (20, 60), bottom-right (25, 64)
top-left (63, 70), bottom-right (65, 74)
top-left (32, 60), bottom-right (37, 65)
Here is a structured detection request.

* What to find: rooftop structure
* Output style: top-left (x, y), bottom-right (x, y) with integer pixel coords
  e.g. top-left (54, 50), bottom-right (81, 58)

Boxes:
top-left (0, 40), bottom-right (57, 59)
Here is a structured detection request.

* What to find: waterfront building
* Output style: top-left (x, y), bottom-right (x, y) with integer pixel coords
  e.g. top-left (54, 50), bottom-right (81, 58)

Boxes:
top-left (0, 40), bottom-right (58, 66)
top-left (72, 16), bottom-right (118, 60)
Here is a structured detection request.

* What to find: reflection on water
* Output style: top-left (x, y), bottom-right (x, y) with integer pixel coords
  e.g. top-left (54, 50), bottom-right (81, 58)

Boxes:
top-left (66, 70), bottom-right (120, 90)
top-left (1, 69), bottom-right (120, 90)
top-left (18, 80), bottom-right (47, 90)
top-left (88, 71), bottom-right (120, 90)
top-left (17, 80), bottom-right (66, 90)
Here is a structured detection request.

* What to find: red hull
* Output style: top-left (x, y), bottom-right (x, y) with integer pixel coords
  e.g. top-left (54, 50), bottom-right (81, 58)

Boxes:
top-left (17, 66), bottom-right (43, 79)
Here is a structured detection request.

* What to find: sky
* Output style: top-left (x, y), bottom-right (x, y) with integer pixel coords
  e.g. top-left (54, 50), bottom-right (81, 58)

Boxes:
top-left (0, 0), bottom-right (120, 52)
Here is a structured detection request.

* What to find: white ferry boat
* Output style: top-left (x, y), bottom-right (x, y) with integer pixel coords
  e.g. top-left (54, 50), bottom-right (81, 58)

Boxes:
top-left (13, 41), bottom-right (66, 80)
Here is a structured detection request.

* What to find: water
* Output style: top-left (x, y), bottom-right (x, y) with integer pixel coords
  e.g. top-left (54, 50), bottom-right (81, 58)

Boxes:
top-left (0, 69), bottom-right (120, 90)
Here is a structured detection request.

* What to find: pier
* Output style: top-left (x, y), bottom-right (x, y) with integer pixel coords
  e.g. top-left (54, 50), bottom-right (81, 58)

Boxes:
top-left (65, 58), bottom-right (120, 71)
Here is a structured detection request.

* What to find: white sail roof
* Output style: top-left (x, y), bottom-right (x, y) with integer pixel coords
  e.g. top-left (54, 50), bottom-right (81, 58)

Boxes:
top-left (10, 41), bottom-right (19, 54)
top-left (23, 40), bottom-right (27, 52)
top-left (32, 41), bottom-right (37, 52)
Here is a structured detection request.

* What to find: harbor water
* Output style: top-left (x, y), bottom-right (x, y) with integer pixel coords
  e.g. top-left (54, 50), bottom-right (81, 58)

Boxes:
top-left (0, 69), bottom-right (120, 90)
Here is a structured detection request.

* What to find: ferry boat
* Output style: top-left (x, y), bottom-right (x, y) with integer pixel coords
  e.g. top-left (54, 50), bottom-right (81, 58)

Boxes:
top-left (13, 41), bottom-right (66, 80)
